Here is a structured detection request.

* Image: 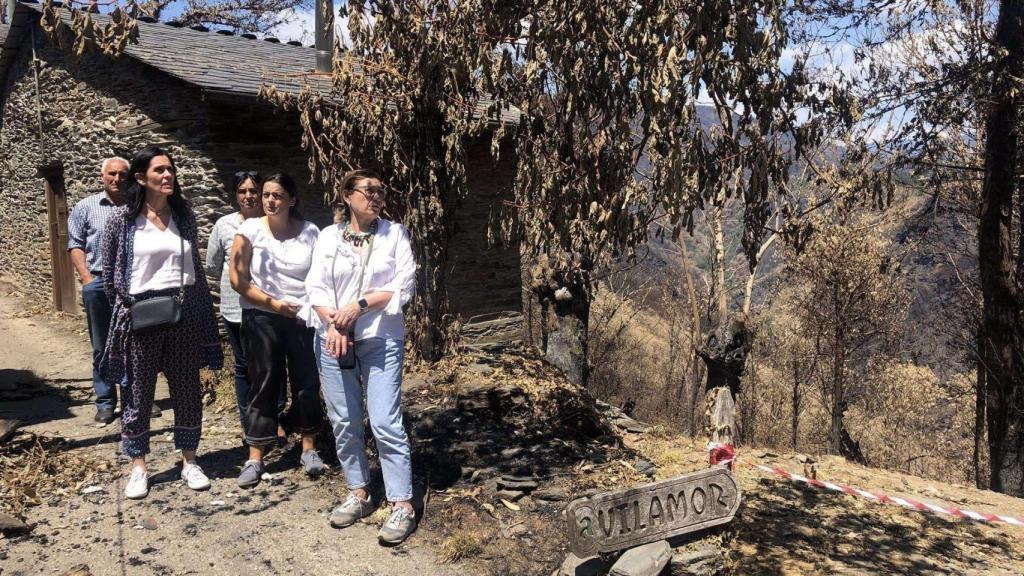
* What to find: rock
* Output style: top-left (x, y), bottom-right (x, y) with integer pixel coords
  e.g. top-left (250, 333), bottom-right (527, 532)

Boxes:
top-left (80, 486), bottom-right (103, 495)
top-left (609, 541), bottom-right (672, 576)
top-left (141, 517), bottom-right (158, 530)
top-left (210, 500), bottom-right (226, 507)
top-left (503, 522), bottom-right (529, 538)
top-left (558, 553), bottom-right (609, 576)
top-left (612, 416), bottom-right (651, 434)
top-left (633, 458), bottom-right (657, 477)
top-left (0, 419), bottom-right (22, 445)
top-left (497, 476), bottom-right (539, 491)
top-left (0, 512), bottom-right (28, 533)
top-left (796, 454), bottom-right (816, 464)
top-left (669, 545), bottom-right (725, 576)
top-left (495, 490), bottom-right (526, 502)
top-left (534, 486), bottom-right (569, 501)
top-left (59, 565), bottom-right (92, 576)
top-left (500, 446), bottom-right (525, 459)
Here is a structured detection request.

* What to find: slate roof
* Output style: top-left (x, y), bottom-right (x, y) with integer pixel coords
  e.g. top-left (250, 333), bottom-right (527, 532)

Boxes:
top-left (2, 0), bottom-right (518, 123)
top-left (0, 14), bottom-right (30, 91)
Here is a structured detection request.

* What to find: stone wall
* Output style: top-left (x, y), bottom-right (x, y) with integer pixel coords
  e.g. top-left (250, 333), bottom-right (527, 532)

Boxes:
top-left (0, 27), bottom-right (330, 302)
top-left (0, 25), bottom-right (524, 341)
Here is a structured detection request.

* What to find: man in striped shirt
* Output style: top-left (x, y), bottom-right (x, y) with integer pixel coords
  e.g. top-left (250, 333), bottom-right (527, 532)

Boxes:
top-left (67, 157), bottom-right (132, 424)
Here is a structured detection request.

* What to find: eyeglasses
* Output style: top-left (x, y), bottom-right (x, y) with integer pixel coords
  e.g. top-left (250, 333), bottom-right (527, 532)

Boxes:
top-left (235, 170), bottom-right (259, 179)
top-left (349, 185), bottom-right (388, 201)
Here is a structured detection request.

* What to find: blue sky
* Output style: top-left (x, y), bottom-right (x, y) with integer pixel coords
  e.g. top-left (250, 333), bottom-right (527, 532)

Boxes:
top-left (155, 1), bottom-right (328, 44)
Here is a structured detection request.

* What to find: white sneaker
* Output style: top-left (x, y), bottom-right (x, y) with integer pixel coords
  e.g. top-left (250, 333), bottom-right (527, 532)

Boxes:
top-left (124, 467), bottom-right (149, 499)
top-left (181, 462), bottom-right (211, 491)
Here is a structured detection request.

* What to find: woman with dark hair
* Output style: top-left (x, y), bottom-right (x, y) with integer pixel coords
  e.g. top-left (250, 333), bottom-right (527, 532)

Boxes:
top-left (101, 146), bottom-right (223, 499)
top-left (229, 172), bottom-right (325, 488)
top-left (306, 169), bottom-right (417, 544)
top-left (205, 171), bottom-right (286, 438)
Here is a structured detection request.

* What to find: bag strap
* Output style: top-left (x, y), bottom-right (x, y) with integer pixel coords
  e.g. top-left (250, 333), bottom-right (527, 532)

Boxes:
top-left (176, 216), bottom-right (185, 303)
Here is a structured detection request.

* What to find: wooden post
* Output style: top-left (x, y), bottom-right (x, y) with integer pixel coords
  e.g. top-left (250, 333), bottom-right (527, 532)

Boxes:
top-left (38, 162), bottom-right (78, 315)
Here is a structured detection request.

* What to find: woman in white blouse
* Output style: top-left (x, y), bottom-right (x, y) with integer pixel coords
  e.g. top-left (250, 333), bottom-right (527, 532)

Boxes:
top-left (305, 169), bottom-right (417, 544)
top-left (100, 146), bottom-right (222, 499)
top-left (229, 172), bottom-right (325, 488)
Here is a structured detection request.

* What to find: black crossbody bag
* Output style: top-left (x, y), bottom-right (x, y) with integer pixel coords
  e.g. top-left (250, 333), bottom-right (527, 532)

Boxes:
top-left (130, 226), bottom-right (185, 332)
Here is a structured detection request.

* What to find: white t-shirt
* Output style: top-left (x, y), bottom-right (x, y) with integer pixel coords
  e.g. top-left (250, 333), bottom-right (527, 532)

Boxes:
top-left (235, 217), bottom-right (320, 313)
top-left (130, 214), bottom-right (197, 295)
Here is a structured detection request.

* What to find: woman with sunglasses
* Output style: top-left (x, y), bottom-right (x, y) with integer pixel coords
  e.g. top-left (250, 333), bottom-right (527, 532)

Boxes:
top-left (101, 146), bottom-right (223, 499)
top-left (305, 169), bottom-right (417, 544)
top-left (229, 172), bottom-right (325, 488)
top-left (207, 171), bottom-right (289, 439)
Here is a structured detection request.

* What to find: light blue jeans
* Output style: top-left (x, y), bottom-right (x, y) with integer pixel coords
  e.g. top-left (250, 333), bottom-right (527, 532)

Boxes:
top-left (315, 335), bottom-right (412, 502)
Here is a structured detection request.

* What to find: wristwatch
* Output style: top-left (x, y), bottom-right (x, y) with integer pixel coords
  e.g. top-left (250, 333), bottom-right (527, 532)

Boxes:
top-left (358, 298), bottom-right (369, 314)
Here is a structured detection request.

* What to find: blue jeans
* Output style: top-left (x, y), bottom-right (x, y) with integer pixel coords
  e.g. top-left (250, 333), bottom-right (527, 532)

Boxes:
top-left (316, 336), bottom-right (412, 502)
top-left (82, 276), bottom-right (117, 410)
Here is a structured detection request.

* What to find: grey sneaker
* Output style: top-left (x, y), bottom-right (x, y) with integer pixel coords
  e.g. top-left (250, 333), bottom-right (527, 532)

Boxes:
top-left (378, 506), bottom-right (416, 544)
top-left (237, 459), bottom-right (264, 489)
top-left (301, 450), bottom-right (325, 477)
top-left (329, 492), bottom-right (375, 528)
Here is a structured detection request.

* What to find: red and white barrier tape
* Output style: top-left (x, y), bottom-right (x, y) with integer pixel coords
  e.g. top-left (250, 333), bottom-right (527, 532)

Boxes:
top-left (707, 442), bottom-right (736, 469)
top-left (704, 442), bottom-right (1024, 527)
top-left (745, 461), bottom-right (1024, 528)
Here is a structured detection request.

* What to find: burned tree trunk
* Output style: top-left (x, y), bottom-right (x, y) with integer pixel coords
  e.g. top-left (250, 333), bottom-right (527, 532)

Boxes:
top-left (697, 316), bottom-right (752, 443)
top-left (545, 283), bottom-right (591, 386)
top-left (981, 0), bottom-right (1024, 496)
top-left (696, 316), bottom-right (752, 397)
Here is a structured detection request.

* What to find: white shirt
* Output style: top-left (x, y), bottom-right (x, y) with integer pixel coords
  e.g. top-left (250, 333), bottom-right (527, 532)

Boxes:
top-left (305, 219), bottom-right (416, 341)
top-left (130, 214), bottom-right (196, 295)
top-left (235, 217), bottom-right (320, 314)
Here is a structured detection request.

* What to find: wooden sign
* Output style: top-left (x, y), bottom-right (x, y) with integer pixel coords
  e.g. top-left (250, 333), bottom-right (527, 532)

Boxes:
top-left (566, 467), bottom-right (741, 556)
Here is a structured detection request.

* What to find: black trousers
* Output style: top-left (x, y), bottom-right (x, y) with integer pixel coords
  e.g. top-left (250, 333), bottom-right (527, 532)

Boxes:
top-left (240, 308), bottom-right (322, 446)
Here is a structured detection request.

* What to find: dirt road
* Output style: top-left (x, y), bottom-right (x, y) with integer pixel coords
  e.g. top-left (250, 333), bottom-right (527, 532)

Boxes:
top-left (0, 288), bottom-right (461, 576)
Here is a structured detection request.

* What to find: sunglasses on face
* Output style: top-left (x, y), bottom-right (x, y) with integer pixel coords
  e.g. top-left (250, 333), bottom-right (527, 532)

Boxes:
top-left (349, 185), bottom-right (388, 201)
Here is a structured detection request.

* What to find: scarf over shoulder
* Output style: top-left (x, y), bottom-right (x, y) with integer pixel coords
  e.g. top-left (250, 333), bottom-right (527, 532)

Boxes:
top-left (99, 205), bottom-right (223, 383)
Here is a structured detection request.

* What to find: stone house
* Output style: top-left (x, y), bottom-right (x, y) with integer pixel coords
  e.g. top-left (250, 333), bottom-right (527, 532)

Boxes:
top-left (0, 0), bottom-right (523, 343)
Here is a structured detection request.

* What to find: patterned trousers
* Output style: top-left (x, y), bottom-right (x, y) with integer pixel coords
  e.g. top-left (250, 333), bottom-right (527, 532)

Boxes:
top-left (120, 297), bottom-right (204, 458)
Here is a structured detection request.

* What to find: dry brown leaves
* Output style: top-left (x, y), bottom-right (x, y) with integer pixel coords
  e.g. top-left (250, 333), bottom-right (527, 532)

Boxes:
top-left (0, 432), bottom-right (105, 517)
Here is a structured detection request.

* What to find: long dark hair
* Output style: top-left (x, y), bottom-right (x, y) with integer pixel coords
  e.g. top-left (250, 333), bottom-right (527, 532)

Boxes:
top-left (262, 171), bottom-right (302, 219)
top-left (126, 146), bottom-right (188, 219)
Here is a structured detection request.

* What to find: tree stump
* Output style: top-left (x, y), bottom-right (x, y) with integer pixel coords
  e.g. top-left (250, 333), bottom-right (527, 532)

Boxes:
top-left (705, 387), bottom-right (736, 446)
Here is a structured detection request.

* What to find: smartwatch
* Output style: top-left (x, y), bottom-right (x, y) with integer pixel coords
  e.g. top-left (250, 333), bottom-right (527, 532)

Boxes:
top-left (358, 298), bottom-right (369, 314)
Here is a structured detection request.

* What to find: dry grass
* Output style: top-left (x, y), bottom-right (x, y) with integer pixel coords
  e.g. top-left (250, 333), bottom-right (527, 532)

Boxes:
top-left (367, 502), bottom-right (392, 523)
top-left (0, 432), bottom-right (108, 517)
top-left (438, 530), bottom-right (483, 564)
top-left (590, 284), bottom-right (980, 488)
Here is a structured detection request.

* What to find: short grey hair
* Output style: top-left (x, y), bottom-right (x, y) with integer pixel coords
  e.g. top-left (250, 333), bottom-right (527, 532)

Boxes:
top-left (101, 157), bottom-right (130, 172)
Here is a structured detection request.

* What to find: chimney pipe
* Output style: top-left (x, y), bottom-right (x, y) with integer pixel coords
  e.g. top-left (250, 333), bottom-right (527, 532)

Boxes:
top-left (314, 0), bottom-right (333, 73)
